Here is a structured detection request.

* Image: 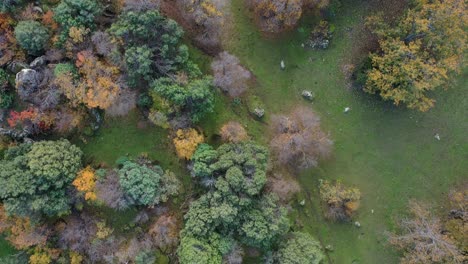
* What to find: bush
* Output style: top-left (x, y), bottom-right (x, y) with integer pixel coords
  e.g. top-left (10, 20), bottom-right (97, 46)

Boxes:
top-left (14, 20), bottom-right (49, 54)
top-left (275, 232), bottom-right (325, 264)
top-left (219, 121), bottom-right (248, 143)
top-left (319, 179), bottom-right (361, 221)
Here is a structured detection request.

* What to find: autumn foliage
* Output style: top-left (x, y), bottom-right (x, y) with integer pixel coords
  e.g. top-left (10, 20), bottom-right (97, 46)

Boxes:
top-left (173, 128), bottom-right (204, 159)
top-left (319, 180), bottom-right (361, 221)
top-left (365, 0), bottom-right (467, 111)
top-left (73, 166), bottom-right (97, 201)
top-left (219, 121), bottom-right (248, 143)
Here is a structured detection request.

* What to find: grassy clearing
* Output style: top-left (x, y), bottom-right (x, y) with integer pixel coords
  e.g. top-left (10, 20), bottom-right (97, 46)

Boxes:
top-left (225, 0), bottom-right (467, 263)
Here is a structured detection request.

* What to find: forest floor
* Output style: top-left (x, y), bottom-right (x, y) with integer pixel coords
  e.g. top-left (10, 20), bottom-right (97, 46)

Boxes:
top-left (1, 0), bottom-right (466, 263)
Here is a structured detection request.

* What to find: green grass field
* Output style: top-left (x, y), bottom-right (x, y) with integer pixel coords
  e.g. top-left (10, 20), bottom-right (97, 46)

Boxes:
top-left (2, 0), bottom-right (465, 262)
top-left (226, 0), bottom-right (467, 263)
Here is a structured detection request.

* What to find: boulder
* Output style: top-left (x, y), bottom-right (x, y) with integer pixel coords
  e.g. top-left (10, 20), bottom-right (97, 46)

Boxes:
top-left (29, 56), bottom-right (46, 68)
top-left (15, 69), bottom-right (40, 100)
top-left (302, 90), bottom-right (314, 100)
top-left (253, 108), bottom-right (265, 118)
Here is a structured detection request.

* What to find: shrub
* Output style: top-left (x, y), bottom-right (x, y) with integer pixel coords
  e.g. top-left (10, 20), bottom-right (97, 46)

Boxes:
top-left (319, 179), bottom-right (361, 221)
top-left (14, 21), bottom-right (49, 54)
top-left (219, 121), bottom-right (248, 143)
top-left (275, 232), bottom-right (325, 264)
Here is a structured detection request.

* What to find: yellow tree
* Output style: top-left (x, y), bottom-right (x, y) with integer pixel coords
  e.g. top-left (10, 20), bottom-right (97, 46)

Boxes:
top-left (365, 0), bottom-right (467, 111)
top-left (73, 166), bottom-right (97, 201)
top-left (173, 128), bottom-right (204, 159)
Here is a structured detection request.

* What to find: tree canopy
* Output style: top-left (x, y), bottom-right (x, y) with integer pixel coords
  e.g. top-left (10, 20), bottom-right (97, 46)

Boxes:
top-left (365, 0), bottom-right (467, 111)
top-left (0, 140), bottom-right (82, 218)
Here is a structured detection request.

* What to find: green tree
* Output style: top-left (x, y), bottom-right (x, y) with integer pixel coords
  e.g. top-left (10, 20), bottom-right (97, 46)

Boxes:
top-left (109, 10), bottom-right (198, 87)
top-left (0, 140), bottom-right (82, 218)
top-left (0, 0), bottom-right (22, 13)
top-left (14, 21), bottom-right (49, 54)
top-left (118, 160), bottom-right (180, 206)
top-left (181, 142), bottom-right (288, 255)
top-left (177, 236), bottom-right (222, 264)
top-left (191, 142), bottom-right (268, 195)
top-left (124, 45), bottom-right (153, 85)
top-left (240, 194), bottom-right (289, 249)
top-left (275, 232), bottom-right (325, 264)
top-left (153, 76), bottom-right (214, 122)
top-left (53, 0), bottom-right (102, 45)
top-left (364, 0), bottom-right (467, 111)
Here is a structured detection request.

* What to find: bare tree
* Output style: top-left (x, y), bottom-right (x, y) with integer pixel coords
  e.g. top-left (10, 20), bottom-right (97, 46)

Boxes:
top-left (219, 121), bottom-right (248, 143)
top-left (266, 172), bottom-right (301, 202)
top-left (106, 88), bottom-right (137, 117)
top-left (388, 201), bottom-right (466, 264)
top-left (95, 170), bottom-right (133, 210)
top-left (91, 31), bottom-right (116, 57)
top-left (57, 213), bottom-right (98, 253)
top-left (270, 106), bottom-right (332, 170)
top-left (169, 0), bottom-right (229, 53)
top-left (211, 52), bottom-right (252, 98)
top-left (149, 214), bottom-right (179, 252)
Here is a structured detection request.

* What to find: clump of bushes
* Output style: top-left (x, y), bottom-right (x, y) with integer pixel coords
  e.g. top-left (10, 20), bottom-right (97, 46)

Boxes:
top-left (319, 179), bottom-right (361, 221)
top-left (306, 20), bottom-right (333, 49)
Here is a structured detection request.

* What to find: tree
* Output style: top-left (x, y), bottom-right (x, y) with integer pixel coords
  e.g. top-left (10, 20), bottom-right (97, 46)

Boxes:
top-left (180, 143), bottom-right (289, 257)
top-left (178, 236), bottom-right (222, 264)
top-left (53, 0), bottom-right (102, 45)
top-left (149, 214), bottom-right (179, 252)
top-left (175, 0), bottom-right (228, 52)
top-left (388, 200), bottom-right (465, 264)
top-left (275, 232), bottom-right (325, 264)
top-left (0, 0), bottom-right (22, 13)
top-left (191, 142), bottom-right (269, 196)
top-left (95, 170), bottom-right (132, 210)
top-left (54, 52), bottom-right (120, 109)
top-left (270, 106), bottom-right (332, 170)
top-left (14, 20), bottom-right (49, 54)
top-left (251, 0), bottom-right (302, 33)
top-left (118, 159), bottom-right (180, 206)
top-left (239, 194), bottom-right (289, 249)
top-left (364, 0), bottom-right (467, 111)
top-left (0, 140), bottom-right (82, 218)
top-left (109, 10), bottom-right (195, 87)
top-left (319, 180), bottom-right (361, 221)
top-left (73, 166), bottom-right (97, 201)
top-left (153, 76), bottom-right (214, 122)
top-left (219, 121), bottom-right (248, 143)
top-left (0, 208), bottom-right (50, 250)
top-left (173, 128), bottom-right (204, 159)
top-left (211, 52), bottom-right (251, 98)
